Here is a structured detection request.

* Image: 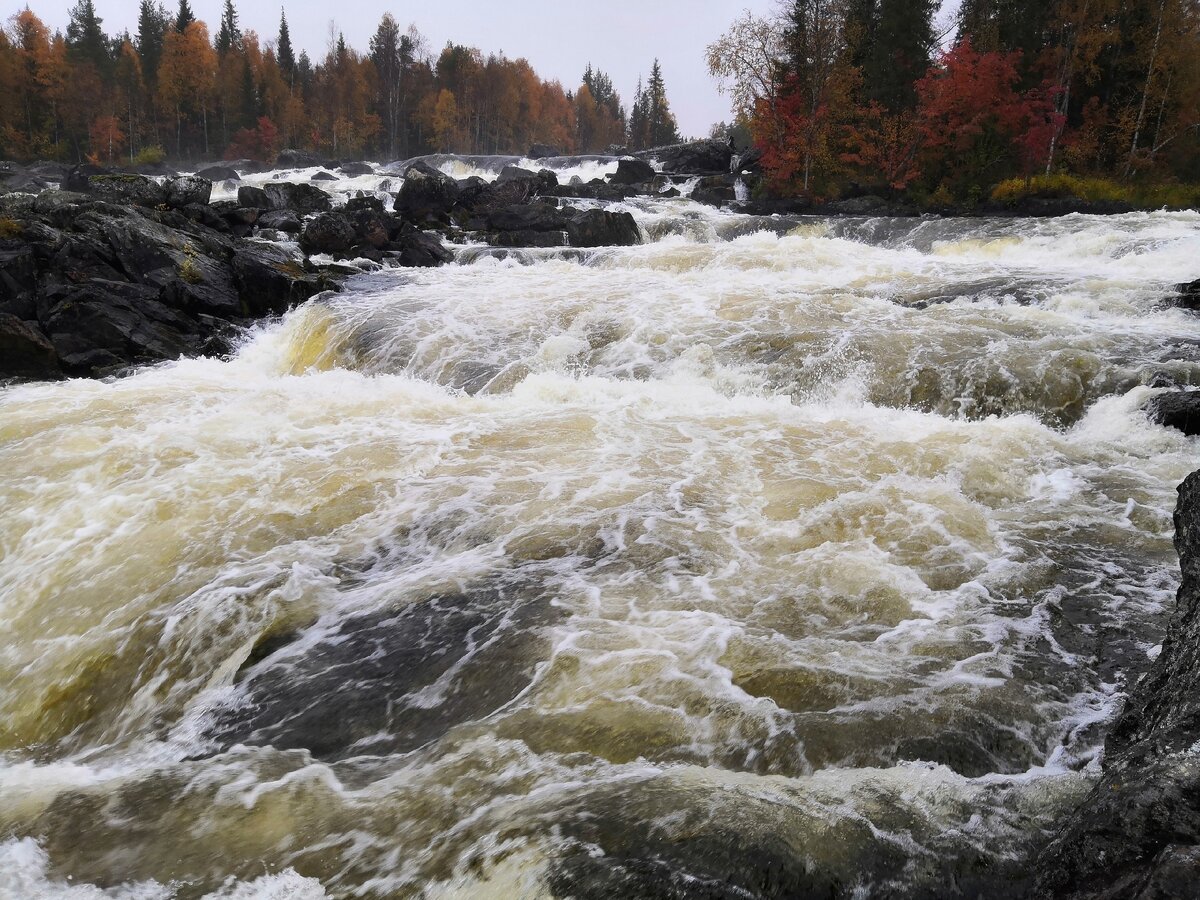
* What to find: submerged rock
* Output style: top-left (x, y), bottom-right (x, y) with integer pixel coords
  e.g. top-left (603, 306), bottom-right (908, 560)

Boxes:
top-left (338, 161), bottom-right (375, 176)
top-left (1034, 470), bottom-right (1200, 897)
top-left (1175, 278), bottom-right (1200, 312)
top-left (207, 584), bottom-right (560, 760)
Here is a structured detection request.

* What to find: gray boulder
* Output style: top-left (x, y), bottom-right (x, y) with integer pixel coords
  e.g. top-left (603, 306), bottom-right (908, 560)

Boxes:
top-left (164, 175), bottom-right (212, 208)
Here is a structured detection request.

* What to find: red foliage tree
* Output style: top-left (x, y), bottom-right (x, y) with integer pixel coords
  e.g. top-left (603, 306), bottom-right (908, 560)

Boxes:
top-left (224, 115), bottom-right (278, 161)
top-left (914, 40), bottom-right (1063, 193)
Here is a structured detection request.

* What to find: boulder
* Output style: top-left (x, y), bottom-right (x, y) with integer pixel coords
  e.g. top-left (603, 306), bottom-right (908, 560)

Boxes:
top-left (1175, 278), bottom-right (1200, 312)
top-left (690, 174), bottom-right (738, 207)
top-left (84, 173), bottom-right (169, 207)
top-left (226, 158), bottom-right (268, 175)
top-left (194, 164), bottom-right (240, 182)
top-left (0, 246), bottom-right (38, 318)
top-left (338, 161), bottom-right (375, 176)
top-left (164, 174), bottom-right (212, 208)
top-left (263, 181), bottom-right (333, 214)
top-left (0, 312), bottom-right (59, 380)
top-left (310, 171), bottom-right (338, 181)
top-left (564, 208), bottom-right (641, 248)
top-left (236, 185), bottom-right (271, 209)
top-left (275, 148), bottom-right (328, 169)
top-left (394, 161), bottom-right (460, 223)
top-left (609, 158), bottom-right (656, 186)
top-left (300, 211), bottom-right (356, 254)
top-left (63, 164), bottom-right (107, 192)
top-left (257, 210), bottom-right (302, 233)
top-left (1145, 390), bottom-right (1200, 436)
top-left (231, 243), bottom-right (334, 317)
top-left (391, 222), bottom-right (454, 268)
top-left (528, 143), bottom-right (562, 159)
top-left (731, 146), bottom-right (764, 173)
top-left (637, 139), bottom-right (733, 175)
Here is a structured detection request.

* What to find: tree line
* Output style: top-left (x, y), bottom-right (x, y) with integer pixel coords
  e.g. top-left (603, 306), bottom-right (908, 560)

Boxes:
top-left (0, 0), bottom-right (684, 164)
top-left (708, 0), bottom-right (1200, 202)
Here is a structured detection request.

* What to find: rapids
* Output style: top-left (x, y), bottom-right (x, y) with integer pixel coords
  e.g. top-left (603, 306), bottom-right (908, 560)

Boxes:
top-left (1, 181), bottom-right (1199, 897)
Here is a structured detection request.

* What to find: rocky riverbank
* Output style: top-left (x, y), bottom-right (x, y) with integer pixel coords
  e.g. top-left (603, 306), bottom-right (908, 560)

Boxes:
top-left (1033, 461), bottom-right (1200, 898)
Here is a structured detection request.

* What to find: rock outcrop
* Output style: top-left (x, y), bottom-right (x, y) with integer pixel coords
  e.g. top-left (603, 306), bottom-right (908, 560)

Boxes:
top-left (636, 139), bottom-right (734, 175)
top-left (0, 177), bottom-right (451, 381)
top-left (1034, 469), bottom-right (1200, 898)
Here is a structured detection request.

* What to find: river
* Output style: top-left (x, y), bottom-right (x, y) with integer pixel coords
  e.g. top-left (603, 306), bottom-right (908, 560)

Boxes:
top-left (1, 169), bottom-right (1199, 897)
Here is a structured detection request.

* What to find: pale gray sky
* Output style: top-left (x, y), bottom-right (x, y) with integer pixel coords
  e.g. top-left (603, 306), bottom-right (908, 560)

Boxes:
top-left (27, 0), bottom-right (961, 139)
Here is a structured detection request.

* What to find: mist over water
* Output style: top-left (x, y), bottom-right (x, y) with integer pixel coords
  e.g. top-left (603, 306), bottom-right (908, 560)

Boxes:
top-left (2, 170), bottom-right (1199, 897)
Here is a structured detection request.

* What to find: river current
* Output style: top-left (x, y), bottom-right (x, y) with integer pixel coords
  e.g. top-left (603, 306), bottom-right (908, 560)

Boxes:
top-left (1, 163), bottom-right (1199, 898)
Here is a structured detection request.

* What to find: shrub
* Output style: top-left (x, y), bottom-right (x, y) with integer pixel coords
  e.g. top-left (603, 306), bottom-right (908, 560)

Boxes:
top-left (133, 145), bottom-right (167, 166)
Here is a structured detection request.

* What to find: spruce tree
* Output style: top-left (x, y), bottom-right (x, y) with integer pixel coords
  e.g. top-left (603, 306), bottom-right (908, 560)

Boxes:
top-left (958, 0), bottom-right (1054, 68)
top-left (215, 0), bottom-right (241, 56)
top-left (860, 0), bottom-right (936, 109)
top-left (136, 0), bottom-right (169, 85)
top-left (627, 77), bottom-right (649, 150)
top-left (646, 60), bottom-right (681, 147)
top-left (277, 10), bottom-right (296, 82)
top-left (174, 0), bottom-right (195, 33)
top-left (66, 0), bottom-right (112, 77)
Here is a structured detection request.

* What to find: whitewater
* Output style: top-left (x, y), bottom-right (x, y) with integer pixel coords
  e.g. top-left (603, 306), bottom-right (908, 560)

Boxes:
top-left (1, 161), bottom-right (1198, 897)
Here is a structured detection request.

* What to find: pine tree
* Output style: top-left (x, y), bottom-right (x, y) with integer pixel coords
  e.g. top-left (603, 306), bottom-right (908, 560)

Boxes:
top-left (371, 13), bottom-right (403, 156)
top-left (174, 0), bottom-right (194, 34)
top-left (215, 0), bottom-right (240, 57)
top-left (66, 0), bottom-right (112, 78)
top-left (627, 77), bottom-right (649, 149)
top-left (277, 9), bottom-right (295, 83)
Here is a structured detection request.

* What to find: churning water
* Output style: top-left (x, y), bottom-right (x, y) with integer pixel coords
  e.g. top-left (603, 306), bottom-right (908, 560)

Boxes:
top-left (1, 186), bottom-right (1199, 897)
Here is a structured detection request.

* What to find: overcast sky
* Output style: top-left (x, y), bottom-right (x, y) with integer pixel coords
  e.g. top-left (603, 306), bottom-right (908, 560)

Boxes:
top-left (26, 0), bottom-right (961, 139)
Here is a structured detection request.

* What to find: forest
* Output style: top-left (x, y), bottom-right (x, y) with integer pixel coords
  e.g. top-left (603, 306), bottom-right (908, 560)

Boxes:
top-left (0, 0), bottom-right (682, 165)
top-left (709, 0), bottom-right (1200, 204)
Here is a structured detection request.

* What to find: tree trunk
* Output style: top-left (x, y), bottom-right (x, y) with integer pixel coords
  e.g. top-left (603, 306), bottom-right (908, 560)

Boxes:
top-left (1126, 0), bottom-right (1166, 177)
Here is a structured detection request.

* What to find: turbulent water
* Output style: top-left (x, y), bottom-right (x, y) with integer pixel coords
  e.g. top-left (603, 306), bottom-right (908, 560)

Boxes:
top-left (2, 162), bottom-right (1199, 898)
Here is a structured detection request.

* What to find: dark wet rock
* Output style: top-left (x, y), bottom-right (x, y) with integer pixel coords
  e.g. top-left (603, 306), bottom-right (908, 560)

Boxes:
top-left (732, 146), bottom-right (764, 173)
top-left (40, 279), bottom-right (199, 374)
top-left (275, 148), bottom-right (328, 169)
top-left (207, 584), bottom-right (559, 760)
top-left (637, 139), bottom-right (733, 175)
top-left (310, 170), bottom-right (338, 181)
top-left (394, 161), bottom-right (460, 223)
top-left (823, 195), bottom-right (889, 215)
top-left (1034, 470), bottom-right (1200, 898)
top-left (0, 192), bottom-right (381, 379)
top-left (1145, 390), bottom-right (1200, 436)
top-left (163, 174), bottom-right (212, 208)
top-left (609, 158), bottom-right (656, 185)
top-left (528, 143), bottom-right (562, 159)
top-left (564, 208), bottom-right (641, 248)
top-left (256, 210), bottom-right (301, 233)
top-left (691, 174), bottom-right (739, 207)
top-left (391, 222), bottom-right (454, 267)
top-left (225, 158), bottom-right (268, 175)
top-left (338, 161), bottom-right (375, 176)
top-left (236, 185), bottom-right (270, 210)
top-left (300, 211), bottom-right (356, 254)
top-left (1174, 279), bottom-right (1200, 312)
top-left (263, 181), bottom-right (333, 214)
top-left (83, 173), bottom-right (169, 207)
top-left (194, 164), bottom-right (240, 182)
top-left (0, 312), bottom-right (59, 380)
top-left (63, 163), bottom-right (106, 192)
top-left (230, 243), bottom-right (335, 316)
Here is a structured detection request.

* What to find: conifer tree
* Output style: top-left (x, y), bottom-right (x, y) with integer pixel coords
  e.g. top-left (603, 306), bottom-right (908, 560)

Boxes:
top-left (867, 0), bottom-right (936, 109)
top-left (66, 0), bottom-right (111, 78)
top-left (135, 0), bottom-right (169, 87)
top-left (645, 59), bottom-right (681, 146)
top-left (215, 0), bottom-right (241, 57)
top-left (277, 9), bottom-right (295, 83)
top-left (174, 0), bottom-right (195, 34)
